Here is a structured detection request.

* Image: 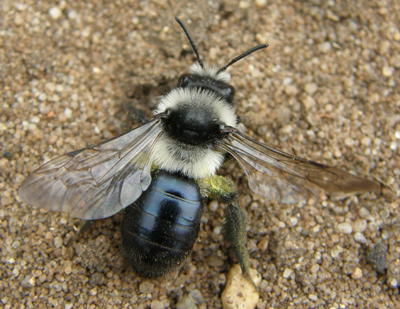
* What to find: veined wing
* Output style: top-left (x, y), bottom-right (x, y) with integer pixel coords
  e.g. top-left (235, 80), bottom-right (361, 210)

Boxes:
top-left (18, 116), bottom-right (165, 220)
top-left (218, 127), bottom-right (383, 204)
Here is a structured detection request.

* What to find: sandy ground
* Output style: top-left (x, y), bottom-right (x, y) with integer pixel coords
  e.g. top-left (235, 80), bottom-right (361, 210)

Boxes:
top-left (1, 0), bottom-right (400, 308)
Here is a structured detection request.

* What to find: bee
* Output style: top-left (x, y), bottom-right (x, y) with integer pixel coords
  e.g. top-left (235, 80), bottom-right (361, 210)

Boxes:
top-left (19, 18), bottom-right (390, 280)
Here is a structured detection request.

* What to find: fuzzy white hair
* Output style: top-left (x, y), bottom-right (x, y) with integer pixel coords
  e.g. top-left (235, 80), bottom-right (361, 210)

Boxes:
top-left (152, 86), bottom-right (238, 179)
top-left (154, 88), bottom-right (237, 128)
top-left (152, 135), bottom-right (225, 179)
top-left (189, 63), bottom-right (231, 83)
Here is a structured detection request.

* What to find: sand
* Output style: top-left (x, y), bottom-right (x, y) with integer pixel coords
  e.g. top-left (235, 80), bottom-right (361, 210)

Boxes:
top-left (1, 0), bottom-right (399, 308)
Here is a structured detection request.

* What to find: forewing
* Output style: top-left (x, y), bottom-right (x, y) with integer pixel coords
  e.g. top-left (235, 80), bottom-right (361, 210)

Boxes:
top-left (219, 128), bottom-right (381, 204)
top-left (18, 116), bottom-right (164, 220)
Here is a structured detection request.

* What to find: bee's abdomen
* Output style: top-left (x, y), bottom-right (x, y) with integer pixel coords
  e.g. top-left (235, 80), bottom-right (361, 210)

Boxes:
top-left (122, 171), bottom-right (203, 278)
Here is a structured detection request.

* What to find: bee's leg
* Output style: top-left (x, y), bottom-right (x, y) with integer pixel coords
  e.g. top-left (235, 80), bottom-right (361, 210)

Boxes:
top-left (78, 220), bottom-right (93, 234)
top-left (123, 102), bottom-right (148, 125)
top-left (196, 176), bottom-right (253, 284)
top-left (224, 200), bottom-right (252, 283)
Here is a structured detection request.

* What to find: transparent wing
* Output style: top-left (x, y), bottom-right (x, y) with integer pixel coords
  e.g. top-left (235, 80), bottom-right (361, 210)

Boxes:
top-left (218, 128), bottom-right (383, 204)
top-left (18, 116), bottom-right (165, 220)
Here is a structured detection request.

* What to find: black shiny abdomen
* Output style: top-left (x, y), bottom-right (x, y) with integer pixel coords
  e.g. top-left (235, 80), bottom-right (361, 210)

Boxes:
top-left (122, 170), bottom-right (203, 278)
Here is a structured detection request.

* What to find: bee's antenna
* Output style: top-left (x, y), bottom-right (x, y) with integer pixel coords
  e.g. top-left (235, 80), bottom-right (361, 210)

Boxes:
top-left (175, 17), bottom-right (204, 69)
top-left (217, 44), bottom-right (269, 73)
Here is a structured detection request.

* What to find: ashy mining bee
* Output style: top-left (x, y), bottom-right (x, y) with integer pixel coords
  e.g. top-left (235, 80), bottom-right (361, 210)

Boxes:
top-left (19, 18), bottom-right (391, 280)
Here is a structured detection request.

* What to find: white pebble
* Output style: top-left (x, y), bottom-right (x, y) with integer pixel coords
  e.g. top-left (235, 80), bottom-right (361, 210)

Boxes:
top-left (395, 130), bottom-right (400, 139)
top-left (209, 200), bottom-right (219, 212)
top-left (381, 230), bottom-right (390, 240)
top-left (238, 1), bottom-right (250, 9)
top-left (30, 116), bottom-right (40, 124)
top-left (290, 217), bottom-right (298, 226)
top-left (213, 226), bottom-right (222, 236)
top-left (358, 207), bottom-right (370, 218)
top-left (304, 83), bottom-right (318, 95)
top-left (279, 124), bottom-right (293, 135)
top-left (221, 265), bottom-right (259, 309)
top-left (283, 268), bottom-right (293, 278)
top-left (368, 221), bottom-right (379, 232)
top-left (331, 246), bottom-right (343, 258)
top-left (337, 222), bottom-right (352, 234)
top-left (38, 93), bottom-right (47, 101)
top-left (344, 137), bottom-right (355, 146)
top-left (351, 267), bottom-right (363, 279)
top-left (352, 219), bottom-right (367, 233)
top-left (309, 294), bottom-right (318, 301)
top-left (388, 278), bottom-right (398, 289)
top-left (382, 66), bottom-right (393, 77)
top-left (45, 82), bottom-right (55, 91)
top-left (283, 77), bottom-right (293, 85)
top-left (361, 137), bottom-right (371, 146)
top-left (67, 10), bottom-right (78, 20)
top-left (302, 95), bottom-right (316, 110)
top-left (255, 0), bottom-right (267, 7)
top-left (354, 232), bottom-right (367, 244)
top-left (53, 236), bottom-right (62, 248)
top-left (55, 84), bottom-right (64, 92)
top-left (64, 107), bottom-right (72, 119)
top-left (310, 264), bottom-right (320, 274)
top-left (318, 42), bottom-right (332, 53)
top-left (49, 7), bottom-right (62, 20)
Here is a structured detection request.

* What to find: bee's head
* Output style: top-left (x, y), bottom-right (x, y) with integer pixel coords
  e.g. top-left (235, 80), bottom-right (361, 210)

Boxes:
top-left (164, 103), bottom-right (220, 145)
top-left (157, 88), bottom-right (234, 146)
top-left (153, 18), bottom-right (268, 146)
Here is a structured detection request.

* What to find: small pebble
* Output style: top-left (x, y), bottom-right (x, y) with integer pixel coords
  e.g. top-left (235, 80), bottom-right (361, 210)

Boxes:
top-left (206, 255), bottom-right (224, 267)
top-left (354, 232), bottom-right (367, 244)
top-left (318, 42), bottom-right (332, 53)
top-left (351, 267), bottom-right (363, 279)
top-left (255, 0), bottom-right (267, 7)
top-left (387, 260), bottom-right (400, 289)
top-left (221, 265), bottom-right (259, 309)
top-left (310, 264), bottom-right (320, 274)
top-left (387, 278), bottom-right (398, 289)
top-left (358, 207), bottom-right (370, 218)
top-left (188, 290), bottom-right (205, 304)
top-left (302, 95), bottom-right (316, 110)
top-left (151, 300), bottom-right (165, 309)
top-left (337, 222), bottom-right (352, 234)
top-left (352, 219), bottom-right (367, 233)
top-left (360, 137), bottom-right (371, 146)
top-left (53, 236), bottom-right (62, 248)
top-left (283, 268), bottom-right (293, 278)
top-left (344, 137), bottom-right (355, 146)
top-left (331, 246), bottom-right (343, 258)
top-left (304, 83), bottom-right (318, 95)
top-left (49, 7), bottom-right (62, 20)
top-left (238, 1), bottom-right (250, 9)
top-left (367, 243), bottom-right (387, 273)
top-left (209, 200), bottom-right (219, 212)
top-left (382, 66), bottom-right (393, 77)
top-left (284, 84), bottom-right (298, 96)
top-left (64, 107), bottom-right (72, 119)
top-left (176, 296), bottom-right (197, 309)
top-left (309, 294), bottom-right (318, 301)
top-left (139, 280), bottom-right (154, 294)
